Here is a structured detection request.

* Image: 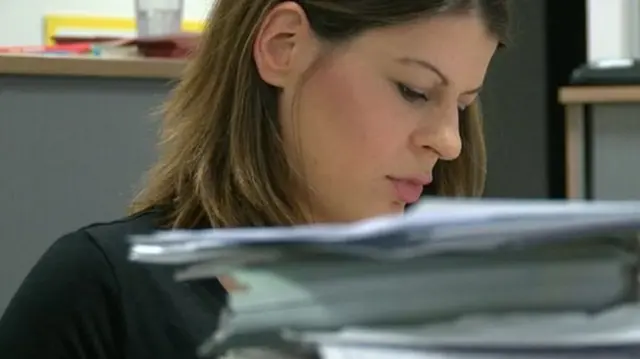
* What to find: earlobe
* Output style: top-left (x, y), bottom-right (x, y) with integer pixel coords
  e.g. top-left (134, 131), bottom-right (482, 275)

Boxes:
top-left (253, 2), bottom-right (310, 88)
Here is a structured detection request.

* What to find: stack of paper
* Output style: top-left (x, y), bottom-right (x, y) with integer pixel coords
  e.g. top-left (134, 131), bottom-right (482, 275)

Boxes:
top-left (304, 304), bottom-right (640, 358)
top-left (129, 199), bottom-right (640, 358)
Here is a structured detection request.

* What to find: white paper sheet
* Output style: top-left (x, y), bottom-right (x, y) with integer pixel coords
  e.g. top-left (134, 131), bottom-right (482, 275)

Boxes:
top-left (129, 199), bottom-right (640, 264)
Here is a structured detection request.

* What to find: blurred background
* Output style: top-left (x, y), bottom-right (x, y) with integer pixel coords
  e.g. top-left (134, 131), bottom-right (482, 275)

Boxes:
top-left (0, 0), bottom-right (638, 314)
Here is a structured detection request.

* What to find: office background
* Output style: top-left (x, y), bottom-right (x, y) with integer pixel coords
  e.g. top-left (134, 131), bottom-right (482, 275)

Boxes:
top-left (0, 0), bottom-right (636, 314)
top-left (0, 0), bottom-right (634, 60)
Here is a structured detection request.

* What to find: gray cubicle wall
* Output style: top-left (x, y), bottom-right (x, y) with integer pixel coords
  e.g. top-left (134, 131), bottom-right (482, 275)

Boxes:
top-left (0, 75), bottom-right (171, 314)
top-left (481, 0), bottom-right (549, 199)
top-left (591, 104), bottom-right (640, 200)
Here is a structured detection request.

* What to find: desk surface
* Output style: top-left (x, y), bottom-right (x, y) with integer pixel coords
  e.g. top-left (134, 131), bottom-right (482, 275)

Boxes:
top-left (0, 54), bottom-right (185, 79)
top-left (559, 86), bottom-right (640, 104)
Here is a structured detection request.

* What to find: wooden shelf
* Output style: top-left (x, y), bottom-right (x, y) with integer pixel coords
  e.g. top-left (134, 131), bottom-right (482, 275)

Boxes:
top-left (559, 86), bottom-right (640, 104)
top-left (0, 54), bottom-right (185, 79)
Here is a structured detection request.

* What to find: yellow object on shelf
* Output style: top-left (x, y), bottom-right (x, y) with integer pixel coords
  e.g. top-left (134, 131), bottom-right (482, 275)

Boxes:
top-left (43, 15), bottom-right (205, 45)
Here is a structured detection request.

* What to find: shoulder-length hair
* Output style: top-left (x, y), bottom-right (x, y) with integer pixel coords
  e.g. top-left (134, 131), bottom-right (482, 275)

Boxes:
top-left (130, 0), bottom-right (510, 228)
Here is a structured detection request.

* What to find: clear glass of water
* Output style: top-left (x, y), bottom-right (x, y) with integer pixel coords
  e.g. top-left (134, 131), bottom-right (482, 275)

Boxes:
top-left (135, 0), bottom-right (184, 37)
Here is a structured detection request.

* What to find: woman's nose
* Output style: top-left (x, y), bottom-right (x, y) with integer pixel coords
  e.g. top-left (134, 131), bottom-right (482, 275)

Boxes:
top-left (411, 105), bottom-right (462, 161)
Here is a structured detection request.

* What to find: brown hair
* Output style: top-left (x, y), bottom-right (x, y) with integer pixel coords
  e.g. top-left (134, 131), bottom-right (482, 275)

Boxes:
top-left (130, 0), bottom-right (511, 228)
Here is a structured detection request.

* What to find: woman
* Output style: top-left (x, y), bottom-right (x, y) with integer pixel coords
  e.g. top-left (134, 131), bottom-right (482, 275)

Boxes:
top-left (0, 0), bottom-right (509, 358)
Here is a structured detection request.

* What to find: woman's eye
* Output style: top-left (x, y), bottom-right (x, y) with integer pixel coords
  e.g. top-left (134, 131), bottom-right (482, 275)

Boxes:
top-left (396, 83), bottom-right (428, 103)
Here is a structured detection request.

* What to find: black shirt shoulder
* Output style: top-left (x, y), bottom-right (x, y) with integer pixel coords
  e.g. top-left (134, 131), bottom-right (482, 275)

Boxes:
top-left (0, 210), bottom-right (227, 359)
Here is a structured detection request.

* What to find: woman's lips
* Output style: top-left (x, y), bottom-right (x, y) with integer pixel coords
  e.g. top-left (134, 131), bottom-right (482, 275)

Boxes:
top-left (388, 177), bottom-right (428, 204)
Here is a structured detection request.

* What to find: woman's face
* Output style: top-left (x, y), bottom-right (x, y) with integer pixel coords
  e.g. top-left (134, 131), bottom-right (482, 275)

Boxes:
top-left (256, 7), bottom-right (498, 223)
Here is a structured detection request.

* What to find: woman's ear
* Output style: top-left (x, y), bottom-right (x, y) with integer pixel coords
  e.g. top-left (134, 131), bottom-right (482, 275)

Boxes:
top-left (253, 2), bottom-right (315, 87)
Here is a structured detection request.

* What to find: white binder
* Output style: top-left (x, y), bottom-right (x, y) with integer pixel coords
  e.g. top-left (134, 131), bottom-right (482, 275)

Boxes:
top-left (129, 199), bottom-right (640, 358)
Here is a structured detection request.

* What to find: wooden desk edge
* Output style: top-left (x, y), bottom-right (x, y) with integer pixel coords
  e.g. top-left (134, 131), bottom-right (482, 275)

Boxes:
top-left (559, 85), bottom-right (640, 104)
top-left (0, 55), bottom-right (185, 79)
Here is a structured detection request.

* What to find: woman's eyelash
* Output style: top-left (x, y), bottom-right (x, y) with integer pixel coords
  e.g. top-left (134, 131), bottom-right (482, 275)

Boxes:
top-left (396, 82), bottom-right (472, 111)
top-left (396, 83), bottom-right (428, 103)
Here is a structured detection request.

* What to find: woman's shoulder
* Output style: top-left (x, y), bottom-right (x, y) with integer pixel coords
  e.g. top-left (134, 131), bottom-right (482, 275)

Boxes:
top-left (36, 208), bottom-right (167, 296)
top-left (77, 208), bottom-right (164, 266)
top-left (80, 208), bottom-right (163, 251)
top-left (78, 209), bottom-right (229, 355)
top-left (0, 209), bottom-right (227, 358)
top-left (0, 213), bottom-right (141, 357)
